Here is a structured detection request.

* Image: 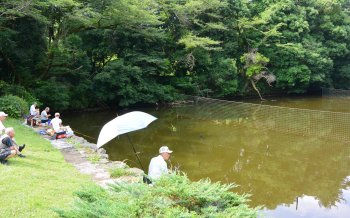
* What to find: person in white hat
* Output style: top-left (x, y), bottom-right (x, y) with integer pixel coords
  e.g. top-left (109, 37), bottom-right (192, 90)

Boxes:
top-left (148, 146), bottom-right (173, 180)
top-left (50, 112), bottom-right (67, 139)
top-left (0, 112), bottom-right (8, 135)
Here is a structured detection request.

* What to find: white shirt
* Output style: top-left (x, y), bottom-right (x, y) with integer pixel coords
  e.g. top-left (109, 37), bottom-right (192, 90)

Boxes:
top-left (30, 105), bottom-right (36, 116)
top-left (51, 117), bottom-right (62, 132)
top-left (0, 121), bottom-right (5, 135)
top-left (41, 110), bottom-right (48, 120)
top-left (148, 155), bottom-right (168, 180)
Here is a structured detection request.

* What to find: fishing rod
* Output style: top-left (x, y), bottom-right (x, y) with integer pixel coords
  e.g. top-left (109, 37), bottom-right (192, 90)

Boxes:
top-left (125, 134), bottom-right (152, 184)
top-left (114, 112), bottom-right (146, 172)
top-left (126, 133), bottom-right (145, 171)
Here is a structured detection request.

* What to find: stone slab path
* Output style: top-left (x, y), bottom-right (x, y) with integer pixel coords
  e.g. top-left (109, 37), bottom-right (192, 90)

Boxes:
top-left (33, 126), bottom-right (144, 188)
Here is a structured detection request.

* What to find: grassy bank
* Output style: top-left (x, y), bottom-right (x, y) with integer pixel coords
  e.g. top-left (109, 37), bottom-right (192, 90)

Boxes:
top-left (0, 119), bottom-right (93, 217)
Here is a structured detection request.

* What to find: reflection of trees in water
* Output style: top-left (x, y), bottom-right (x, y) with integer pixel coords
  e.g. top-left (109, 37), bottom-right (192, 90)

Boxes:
top-left (321, 97), bottom-right (350, 113)
top-left (174, 103), bottom-right (350, 209)
top-left (236, 128), bottom-right (350, 209)
top-left (322, 89), bottom-right (350, 113)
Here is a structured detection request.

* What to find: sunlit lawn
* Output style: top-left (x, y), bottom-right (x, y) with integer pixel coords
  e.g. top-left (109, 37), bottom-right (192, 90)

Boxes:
top-left (0, 119), bottom-right (93, 218)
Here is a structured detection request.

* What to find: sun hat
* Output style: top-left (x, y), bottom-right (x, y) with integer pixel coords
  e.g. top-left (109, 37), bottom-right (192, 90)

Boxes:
top-left (0, 112), bottom-right (8, 117)
top-left (159, 146), bottom-right (173, 154)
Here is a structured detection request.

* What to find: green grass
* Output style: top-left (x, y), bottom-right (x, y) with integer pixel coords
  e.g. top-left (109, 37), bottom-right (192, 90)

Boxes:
top-left (66, 138), bottom-right (100, 163)
top-left (87, 153), bottom-right (101, 163)
top-left (65, 138), bottom-right (82, 149)
top-left (0, 119), bottom-right (93, 218)
top-left (109, 167), bottom-right (135, 178)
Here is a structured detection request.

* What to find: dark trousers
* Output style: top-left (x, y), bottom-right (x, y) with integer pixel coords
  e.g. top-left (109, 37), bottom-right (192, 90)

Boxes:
top-left (41, 119), bottom-right (50, 124)
top-left (51, 131), bottom-right (66, 140)
top-left (0, 150), bottom-right (11, 161)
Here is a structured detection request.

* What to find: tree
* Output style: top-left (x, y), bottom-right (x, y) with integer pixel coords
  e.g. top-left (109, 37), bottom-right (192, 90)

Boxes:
top-left (240, 49), bottom-right (275, 100)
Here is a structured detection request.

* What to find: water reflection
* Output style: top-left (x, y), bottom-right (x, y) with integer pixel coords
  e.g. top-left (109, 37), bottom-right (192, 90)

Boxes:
top-left (64, 97), bottom-right (350, 217)
top-left (263, 187), bottom-right (350, 218)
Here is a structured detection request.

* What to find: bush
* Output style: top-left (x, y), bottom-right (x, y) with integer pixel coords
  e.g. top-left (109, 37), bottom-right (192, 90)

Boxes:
top-left (5, 85), bottom-right (38, 106)
top-left (56, 172), bottom-right (258, 217)
top-left (0, 95), bottom-right (29, 118)
top-left (0, 80), bottom-right (38, 105)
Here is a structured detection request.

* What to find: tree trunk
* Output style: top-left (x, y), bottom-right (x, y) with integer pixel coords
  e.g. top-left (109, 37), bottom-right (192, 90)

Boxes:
top-left (250, 78), bottom-right (265, 101)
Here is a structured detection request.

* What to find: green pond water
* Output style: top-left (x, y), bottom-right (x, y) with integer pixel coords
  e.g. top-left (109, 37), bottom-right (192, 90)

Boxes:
top-left (64, 96), bottom-right (350, 218)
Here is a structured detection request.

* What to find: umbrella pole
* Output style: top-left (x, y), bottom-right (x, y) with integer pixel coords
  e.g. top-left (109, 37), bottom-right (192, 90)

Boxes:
top-left (126, 134), bottom-right (145, 171)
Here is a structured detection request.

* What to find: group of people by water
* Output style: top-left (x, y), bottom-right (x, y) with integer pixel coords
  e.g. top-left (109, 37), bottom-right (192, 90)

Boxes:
top-left (1, 102), bottom-right (174, 181)
top-left (27, 102), bottom-right (73, 139)
top-left (0, 102), bottom-right (70, 165)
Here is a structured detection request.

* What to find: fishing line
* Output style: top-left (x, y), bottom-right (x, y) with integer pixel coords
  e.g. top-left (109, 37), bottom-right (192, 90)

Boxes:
top-left (71, 128), bottom-right (96, 141)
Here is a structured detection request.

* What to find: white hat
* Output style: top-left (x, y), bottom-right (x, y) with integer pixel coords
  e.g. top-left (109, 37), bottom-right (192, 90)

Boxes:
top-left (55, 112), bottom-right (60, 117)
top-left (159, 146), bottom-right (173, 154)
top-left (0, 112), bottom-right (8, 117)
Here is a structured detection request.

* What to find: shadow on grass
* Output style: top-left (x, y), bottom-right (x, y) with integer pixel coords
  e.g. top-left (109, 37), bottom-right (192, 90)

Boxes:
top-left (27, 155), bottom-right (63, 164)
top-left (6, 157), bottom-right (46, 170)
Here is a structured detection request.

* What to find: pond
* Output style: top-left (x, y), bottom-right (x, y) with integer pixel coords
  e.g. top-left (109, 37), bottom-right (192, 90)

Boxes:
top-left (64, 96), bottom-right (350, 218)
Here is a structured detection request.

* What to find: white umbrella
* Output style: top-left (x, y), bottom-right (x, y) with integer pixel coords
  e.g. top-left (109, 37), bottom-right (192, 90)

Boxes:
top-left (97, 111), bottom-right (157, 148)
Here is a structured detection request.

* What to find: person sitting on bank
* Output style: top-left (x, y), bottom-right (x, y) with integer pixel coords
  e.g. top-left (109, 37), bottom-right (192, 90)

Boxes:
top-left (50, 113), bottom-right (66, 139)
top-left (29, 102), bottom-right (37, 116)
top-left (148, 146), bottom-right (173, 180)
top-left (27, 103), bottom-right (39, 126)
top-left (0, 111), bottom-right (8, 135)
top-left (40, 107), bottom-right (51, 125)
top-left (0, 128), bottom-right (26, 165)
top-left (32, 106), bottom-right (41, 126)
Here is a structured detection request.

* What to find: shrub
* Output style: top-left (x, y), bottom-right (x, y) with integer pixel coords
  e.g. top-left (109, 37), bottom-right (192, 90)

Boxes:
top-left (0, 80), bottom-right (8, 94)
top-left (56, 172), bottom-right (258, 217)
top-left (0, 95), bottom-right (29, 118)
top-left (5, 85), bottom-right (38, 106)
top-left (0, 80), bottom-right (39, 106)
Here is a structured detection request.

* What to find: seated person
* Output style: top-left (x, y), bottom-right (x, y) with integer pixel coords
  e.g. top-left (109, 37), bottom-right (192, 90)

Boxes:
top-left (32, 107), bottom-right (41, 126)
top-left (51, 113), bottom-right (66, 139)
top-left (27, 105), bottom-right (40, 127)
top-left (27, 102), bottom-right (37, 125)
top-left (148, 146), bottom-right (173, 181)
top-left (29, 102), bottom-right (37, 116)
top-left (0, 111), bottom-right (8, 135)
top-left (0, 128), bottom-right (25, 165)
top-left (40, 107), bottom-right (51, 124)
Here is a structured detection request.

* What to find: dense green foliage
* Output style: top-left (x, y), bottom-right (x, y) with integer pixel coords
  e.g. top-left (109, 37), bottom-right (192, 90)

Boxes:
top-left (0, 80), bottom-right (38, 105)
top-left (56, 172), bottom-right (257, 217)
top-left (0, 95), bottom-right (28, 118)
top-left (1, 0), bottom-right (350, 109)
